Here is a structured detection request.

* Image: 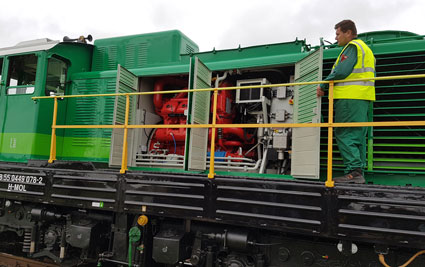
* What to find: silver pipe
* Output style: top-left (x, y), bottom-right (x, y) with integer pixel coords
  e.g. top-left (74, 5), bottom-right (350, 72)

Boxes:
top-left (136, 162), bottom-right (183, 167)
top-left (259, 140), bottom-right (270, 174)
top-left (215, 71), bottom-right (230, 88)
top-left (208, 159), bottom-right (261, 171)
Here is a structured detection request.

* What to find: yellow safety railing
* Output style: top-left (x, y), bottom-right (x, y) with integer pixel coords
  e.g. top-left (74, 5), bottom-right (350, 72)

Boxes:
top-left (33, 73), bottom-right (425, 186)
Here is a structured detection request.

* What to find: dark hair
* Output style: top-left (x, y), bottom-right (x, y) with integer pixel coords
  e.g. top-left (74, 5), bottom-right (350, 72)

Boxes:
top-left (335, 20), bottom-right (357, 37)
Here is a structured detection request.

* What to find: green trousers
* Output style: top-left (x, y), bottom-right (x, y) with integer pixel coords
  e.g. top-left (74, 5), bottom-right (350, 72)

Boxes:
top-left (334, 99), bottom-right (370, 174)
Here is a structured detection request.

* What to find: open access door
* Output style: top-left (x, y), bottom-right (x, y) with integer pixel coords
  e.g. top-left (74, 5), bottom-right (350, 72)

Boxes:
top-left (291, 47), bottom-right (323, 179)
top-left (185, 57), bottom-right (212, 171)
top-left (109, 64), bottom-right (138, 167)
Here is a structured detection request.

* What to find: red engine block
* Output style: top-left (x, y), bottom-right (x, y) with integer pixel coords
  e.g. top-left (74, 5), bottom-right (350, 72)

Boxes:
top-left (149, 78), bottom-right (254, 159)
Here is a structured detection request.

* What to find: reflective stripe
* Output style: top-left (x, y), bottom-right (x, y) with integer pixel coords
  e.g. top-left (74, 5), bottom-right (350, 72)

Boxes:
top-left (335, 81), bottom-right (375, 87)
top-left (351, 67), bottom-right (375, 73)
top-left (351, 40), bottom-right (365, 68)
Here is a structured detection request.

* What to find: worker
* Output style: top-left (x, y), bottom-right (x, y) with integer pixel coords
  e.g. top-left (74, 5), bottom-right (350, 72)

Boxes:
top-left (317, 19), bottom-right (376, 183)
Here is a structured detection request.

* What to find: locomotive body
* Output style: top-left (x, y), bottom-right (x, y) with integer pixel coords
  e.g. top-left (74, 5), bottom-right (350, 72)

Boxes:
top-left (0, 30), bottom-right (425, 266)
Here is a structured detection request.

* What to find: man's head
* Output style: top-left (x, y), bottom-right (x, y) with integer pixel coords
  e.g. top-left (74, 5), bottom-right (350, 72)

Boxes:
top-left (334, 20), bottom-right (357, 46)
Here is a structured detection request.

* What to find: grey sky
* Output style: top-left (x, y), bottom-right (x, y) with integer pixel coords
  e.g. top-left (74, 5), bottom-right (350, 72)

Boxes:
top-left (0, 0), bottom-right (423, 51)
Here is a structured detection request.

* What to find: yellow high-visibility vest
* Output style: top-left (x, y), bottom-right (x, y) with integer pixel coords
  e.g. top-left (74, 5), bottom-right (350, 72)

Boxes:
top-left (333, 39), bottom-right (376, 101)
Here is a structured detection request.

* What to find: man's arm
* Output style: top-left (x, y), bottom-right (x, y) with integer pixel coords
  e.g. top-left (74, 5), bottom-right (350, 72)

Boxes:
top-left (317, 45), bottom-right (357, 96)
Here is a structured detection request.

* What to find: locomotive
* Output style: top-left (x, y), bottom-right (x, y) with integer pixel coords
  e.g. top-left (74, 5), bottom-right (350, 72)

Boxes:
top-left (0, 29), bottom-right (425, 266)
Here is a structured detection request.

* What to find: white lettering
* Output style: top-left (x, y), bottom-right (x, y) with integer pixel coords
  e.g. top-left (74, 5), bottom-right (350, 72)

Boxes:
top-left (9, 138), bottom-right (16, 149)
top-left (0, 174), bottom-right (42, 184)
top-left (7, 183), bottom-right (26, 192)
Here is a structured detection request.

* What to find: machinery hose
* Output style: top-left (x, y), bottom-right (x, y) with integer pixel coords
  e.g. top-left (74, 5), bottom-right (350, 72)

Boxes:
top-left (378, 254), bottom-right (391, 267)
top-left (128, 227), bottom-right (142, 267)
top-left (379, 250), bottom-right (425, 267)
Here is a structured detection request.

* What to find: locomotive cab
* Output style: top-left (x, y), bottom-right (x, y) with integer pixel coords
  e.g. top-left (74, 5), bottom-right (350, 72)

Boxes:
top-left (0, 39), bottom-right (92, 163)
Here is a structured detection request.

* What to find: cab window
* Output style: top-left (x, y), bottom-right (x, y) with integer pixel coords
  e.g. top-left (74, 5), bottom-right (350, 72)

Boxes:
top-left (45, 56), bottom-right (68, 96)
top-left (7, 54), bottom-right (37, 87)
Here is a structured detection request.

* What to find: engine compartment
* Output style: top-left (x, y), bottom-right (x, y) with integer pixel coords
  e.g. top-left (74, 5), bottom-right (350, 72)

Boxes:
top-left (134, 66), bottom-right (296, 175)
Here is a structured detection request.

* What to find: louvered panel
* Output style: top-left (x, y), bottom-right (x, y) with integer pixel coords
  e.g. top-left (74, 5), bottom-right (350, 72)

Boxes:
top-left (366, 50), bottom-right (425, 173)
top-left (92, 47), bottom-right (107, 71)
top-left (114, 67), bottom-right (137, 125)
top-left (291, 47), bottom-right (323, 179)
top-left (100, 79), bottom-right (118, 148)
top-left (109, 65), bottom-right (138, 167)
top-left (70, 80), bottom-right (101, 147)
top-left (187, 57), bottom-right (212, 171)
top-left (92, 46), bottom-right (118, 71)
top-left (125, 44), bottom-right (136, 68)
top-left (103, 80), bottom-right (117, 125)
top-left (125, 43), bottom-right (148, 68)
top-left (106, 46), bottom-right (118, 70)
top-left (137, 43), bottom-right (148, 67)
top-left (321, 49), bottom-right (425, 174)
top-left (192, 89), bottom-right (210, 124)
top-left (186, 44), bottom-right (195, 54)
top-left (191, 60), bottom-right (211, 124)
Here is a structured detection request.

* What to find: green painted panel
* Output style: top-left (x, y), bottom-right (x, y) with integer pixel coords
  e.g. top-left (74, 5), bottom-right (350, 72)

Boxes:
top-left (60, 77), bottom-right (116, 160)
top-left (92, 30), bottom-right (199, 71)
top-left (0, 132), bottom-right (49, 155)
top-left (0, 133), bottom-right (109, 163)
top-left (60, 136), bottom-right (110, 162)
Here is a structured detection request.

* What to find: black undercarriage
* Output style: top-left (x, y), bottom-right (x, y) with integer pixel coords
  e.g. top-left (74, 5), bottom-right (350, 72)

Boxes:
top-left (0, 162), bottom-right (425, 266)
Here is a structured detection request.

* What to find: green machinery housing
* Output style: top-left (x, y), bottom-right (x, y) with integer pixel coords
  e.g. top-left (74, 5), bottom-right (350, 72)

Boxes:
top-left (0, 29), bottom-right (424, 186)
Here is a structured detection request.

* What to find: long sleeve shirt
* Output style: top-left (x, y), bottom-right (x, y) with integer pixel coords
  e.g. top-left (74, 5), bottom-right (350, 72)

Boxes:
top-left (320, 44), bottom-right (357, 90)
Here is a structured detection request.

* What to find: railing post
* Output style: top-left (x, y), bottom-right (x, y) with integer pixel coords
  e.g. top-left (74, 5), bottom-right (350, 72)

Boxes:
top-left (48, 98), bottom-right (58, 163)
top-left (120, 94), bottom-right (130, 174)
top-left (325, 82), bottom-right (335, 187)
top-left (208, 88), bottom-right (219, 179)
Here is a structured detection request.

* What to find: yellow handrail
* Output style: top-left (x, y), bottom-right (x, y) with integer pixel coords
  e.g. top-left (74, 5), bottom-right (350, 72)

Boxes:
top-left (48, 98), bottom-right (58, 163)
top-left (208, 88), bottom-right (219, 179)
top-left (120, 94), bottom-right (130, 174)
top-left (325, 82), bottom-right (335, 187)
top-left (33, 73), bottom-right (425, 100)
top-left (33, 73), bottom-right (425, 186)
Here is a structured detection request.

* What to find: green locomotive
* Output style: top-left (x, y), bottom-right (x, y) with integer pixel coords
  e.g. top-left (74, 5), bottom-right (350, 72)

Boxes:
top-left (0, 30), bottom-right (424, 266)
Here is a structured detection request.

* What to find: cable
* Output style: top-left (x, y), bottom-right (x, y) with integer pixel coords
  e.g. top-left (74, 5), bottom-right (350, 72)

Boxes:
top-left (379, 254), bottom-right (391, 267)
top-left (170, 132), bottom-right (177, 154)
top-left (142, 109), bottom-right (150, 139)
top-left (399, 250), bottom-right (425, 267)
top-left (378, 250), bottom-right (425, 267)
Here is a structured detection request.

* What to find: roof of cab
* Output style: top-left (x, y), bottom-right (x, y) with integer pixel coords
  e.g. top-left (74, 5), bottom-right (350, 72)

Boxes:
top-left (0, 38), bottom-right (60, 57)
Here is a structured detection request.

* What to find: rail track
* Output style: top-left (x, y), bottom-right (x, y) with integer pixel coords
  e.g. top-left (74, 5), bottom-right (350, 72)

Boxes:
top-left (0, 253), bottom-right (58, 267)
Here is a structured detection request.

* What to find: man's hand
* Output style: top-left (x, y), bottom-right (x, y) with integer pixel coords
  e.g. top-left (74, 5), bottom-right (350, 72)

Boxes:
top-left (317, 85), bottom-right (325, 97)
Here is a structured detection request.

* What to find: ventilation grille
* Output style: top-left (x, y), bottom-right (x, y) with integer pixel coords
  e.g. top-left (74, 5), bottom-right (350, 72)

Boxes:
top-left (92, 46), bottom-right (118, 71)
top-left (69, 78), bottom-right (116, 147)
top-left (294, 50), bottom-right (322, 124)
top-left (186, 44), bottom-right (195, 54)
top-left (72, 80), bottom-right (99, 147)
top-left (125, 43), bottom-right (148, 68)
top-left (320, 50), bottom-right (425, 174)
top-left (101, 79), bottom-right (117, 147)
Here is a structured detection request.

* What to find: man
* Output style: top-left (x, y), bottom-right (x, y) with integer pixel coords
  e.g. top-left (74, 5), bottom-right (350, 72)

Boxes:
top-left (317, 20), bottom-right (375, 183)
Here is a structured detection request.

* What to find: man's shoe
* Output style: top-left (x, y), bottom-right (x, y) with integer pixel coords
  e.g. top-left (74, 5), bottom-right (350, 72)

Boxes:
top-left (333, 169), bottom-right (365, 184)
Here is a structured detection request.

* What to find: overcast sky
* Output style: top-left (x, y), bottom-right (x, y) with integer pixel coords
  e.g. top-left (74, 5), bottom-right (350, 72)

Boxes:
top-left (1, 0), bottom-right (424, 51)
